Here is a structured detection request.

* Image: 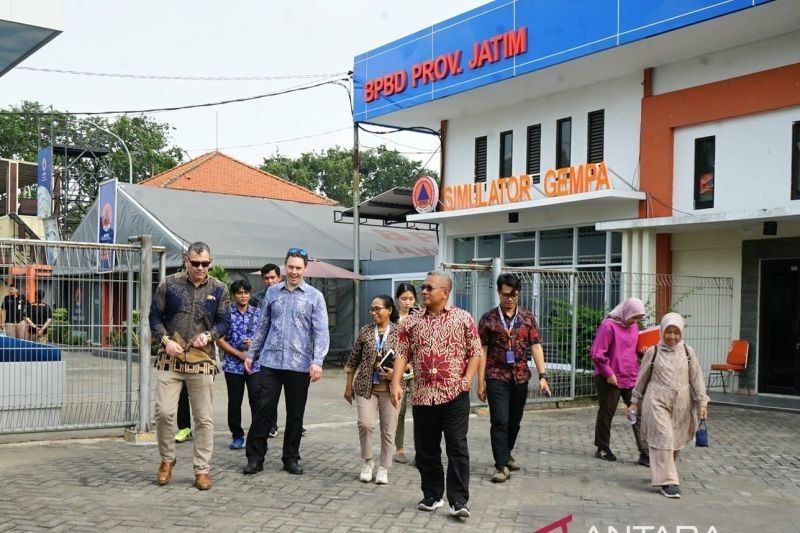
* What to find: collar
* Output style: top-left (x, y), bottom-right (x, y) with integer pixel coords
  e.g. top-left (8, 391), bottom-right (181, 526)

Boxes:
top-left (233, 305), bottom-right (254, 316)
top-left (182, 271), bottom-right (210, 287)
top-left (422, 304), bottom-right (453, 317)
top-left (280, 280), bottom-right (307, 292)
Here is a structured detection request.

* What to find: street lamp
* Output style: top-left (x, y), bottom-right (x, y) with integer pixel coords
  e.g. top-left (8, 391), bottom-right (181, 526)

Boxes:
top-left (85, 119), bottom-right (133, 184)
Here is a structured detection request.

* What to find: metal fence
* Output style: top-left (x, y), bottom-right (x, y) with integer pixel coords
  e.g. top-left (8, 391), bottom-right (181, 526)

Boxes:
top-left (442, 261), bottom-right (734, 405)
top-left (0, 237), bottom-right (163, 434)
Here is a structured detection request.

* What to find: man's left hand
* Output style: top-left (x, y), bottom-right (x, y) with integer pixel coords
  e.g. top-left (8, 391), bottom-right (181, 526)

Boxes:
top-left (191, 332), bottom-right (210, 348)
top-left (310, 363), bottom-right (323, 382)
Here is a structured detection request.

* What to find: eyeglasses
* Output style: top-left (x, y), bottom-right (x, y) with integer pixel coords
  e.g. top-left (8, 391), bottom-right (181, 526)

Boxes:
top-left (499, 291), bottom-right (520, 300)
top-left (369, 306), bottom-right (388, 313)
top-left (420, 283), bottom-right (445, 292)
top-left (286, 248), bottom-right (308, 257)
top-left (189, 260), bottom-right (211, 268)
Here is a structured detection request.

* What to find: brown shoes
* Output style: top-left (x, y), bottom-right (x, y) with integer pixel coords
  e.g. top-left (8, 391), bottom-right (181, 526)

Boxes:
top-left (156, 459), bottom-right (176, 485)
top-left (195, 472), bottom-right (212, 490)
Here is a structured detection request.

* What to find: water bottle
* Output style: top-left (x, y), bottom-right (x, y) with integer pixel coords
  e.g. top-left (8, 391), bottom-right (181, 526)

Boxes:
top-left (627, 407), bottom-right (637, 426)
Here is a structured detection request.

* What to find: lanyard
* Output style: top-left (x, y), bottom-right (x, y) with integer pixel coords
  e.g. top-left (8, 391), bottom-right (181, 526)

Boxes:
top-left (498, 307), bottom-right (518, 349)
top-left (374, 323), bottom-right (391, 353)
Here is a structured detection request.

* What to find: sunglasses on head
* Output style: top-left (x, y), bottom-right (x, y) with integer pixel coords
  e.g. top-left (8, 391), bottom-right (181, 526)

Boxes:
top-left (286, 247), bottom-right (308, 257)
top-left (189, 260), bottom-right (211, 268)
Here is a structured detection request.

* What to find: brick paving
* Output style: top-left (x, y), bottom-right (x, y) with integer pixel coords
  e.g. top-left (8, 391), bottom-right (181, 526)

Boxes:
top-left (0, 367), bottom-right (799, 532)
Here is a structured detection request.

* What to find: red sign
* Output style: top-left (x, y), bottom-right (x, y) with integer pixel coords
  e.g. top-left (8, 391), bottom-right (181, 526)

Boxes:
top-left (412, 176), bottom-right (439, 214)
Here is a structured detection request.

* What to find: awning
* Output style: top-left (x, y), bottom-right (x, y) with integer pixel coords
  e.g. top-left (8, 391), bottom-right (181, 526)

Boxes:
top-left (337, 186), bottom-right (437, 230)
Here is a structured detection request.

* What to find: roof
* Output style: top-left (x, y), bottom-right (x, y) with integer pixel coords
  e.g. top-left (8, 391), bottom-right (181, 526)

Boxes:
top-left (70, 183), bottom-right (439, 270)
top-left (139, 151), bottom-right (335, 205)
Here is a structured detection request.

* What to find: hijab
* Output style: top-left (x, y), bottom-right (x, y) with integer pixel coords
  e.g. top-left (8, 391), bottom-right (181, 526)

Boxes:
top-left (658, 312), bottom-right (685, 349)
top-left (606, 297), bottom-right (646, 326)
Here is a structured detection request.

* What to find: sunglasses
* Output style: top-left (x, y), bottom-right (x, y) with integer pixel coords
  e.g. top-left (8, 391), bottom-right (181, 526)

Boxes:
top-left (499, 291), bottom-right (519, 300)
top-left (420, 283), bottom-right (445, 292)
top-left (286, 247), bottom-right (308, 257)
top-left (369, 306), bottom-right (388, 313)
top-left (189, 260), bottom-right (211, 268)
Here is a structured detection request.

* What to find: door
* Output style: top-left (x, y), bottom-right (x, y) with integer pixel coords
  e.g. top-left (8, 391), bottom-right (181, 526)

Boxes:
top-left (758, 258), bottom-right (800, 395)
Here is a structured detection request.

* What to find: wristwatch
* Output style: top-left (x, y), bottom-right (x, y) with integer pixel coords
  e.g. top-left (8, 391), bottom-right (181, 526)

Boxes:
top-left (539, 373), bottom-right (548, 381)
top-left (161, 335), bottom-right (171, 347)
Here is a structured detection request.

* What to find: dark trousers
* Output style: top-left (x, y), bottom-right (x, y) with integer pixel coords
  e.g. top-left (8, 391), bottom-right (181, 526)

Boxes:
top-left (487, 379), bottom-right (528, 469)
top-left (412, 392), bottom-right (471, 505)
top-left (594, 375), bottom-right (645, 451)
top-left (224, 371), bottom-right (261, 439)
top-left (177, 382), bottom-right (190, 431)
top-left (246, 367), bottom-right (310, 465)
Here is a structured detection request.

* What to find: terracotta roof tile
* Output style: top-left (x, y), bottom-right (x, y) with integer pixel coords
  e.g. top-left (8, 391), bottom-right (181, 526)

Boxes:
top-left (140, 151), bottom-right (336, 205)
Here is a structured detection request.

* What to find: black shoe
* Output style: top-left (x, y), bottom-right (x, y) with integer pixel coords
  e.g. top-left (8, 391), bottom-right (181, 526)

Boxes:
top-left (595, 447), bottom-right (617, 461)
top-left (660, 484), bottom-right (681, 498)
top-left (448, 501), bottom-right (470, 518)
top-left (283, 461), bottom-right (303, 475)
top-left (638, 450), bottom-right (650, 467)
top-left (243, 462), bottom-right (264, 475)
top-left (301, 427), bottom-right (308, 437)
top-left (268, 426), bottom-right (278, 438)
top-left (417, 497), bottom-right (444, 512)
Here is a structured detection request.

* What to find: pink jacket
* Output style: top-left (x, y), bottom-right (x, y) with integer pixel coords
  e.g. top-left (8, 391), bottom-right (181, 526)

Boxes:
top-left (591, 318), bottom-right (640, 389)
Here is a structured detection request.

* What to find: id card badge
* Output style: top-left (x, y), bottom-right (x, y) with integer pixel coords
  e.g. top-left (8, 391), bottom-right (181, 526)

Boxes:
top-left (506, 350), bottom-right (515, 364)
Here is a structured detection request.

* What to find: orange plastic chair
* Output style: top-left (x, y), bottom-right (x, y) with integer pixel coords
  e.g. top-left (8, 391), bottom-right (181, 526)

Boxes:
top-left (707, 340), bottom-right (750, 394)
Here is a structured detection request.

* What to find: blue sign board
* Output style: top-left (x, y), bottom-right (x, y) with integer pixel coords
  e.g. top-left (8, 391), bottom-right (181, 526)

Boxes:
top-left (354, 0), bottom-right (773, 121)
top-left (97, 178), bottom-right (117, 272)
top-left (36, 146), bottom-right (53, 218)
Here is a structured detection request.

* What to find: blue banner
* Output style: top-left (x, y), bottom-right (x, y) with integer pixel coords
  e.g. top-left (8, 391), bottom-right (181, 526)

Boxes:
top-left (36, 146), bottom-right (53, 218)
top-left (97, 178), bottom-right (117, 272)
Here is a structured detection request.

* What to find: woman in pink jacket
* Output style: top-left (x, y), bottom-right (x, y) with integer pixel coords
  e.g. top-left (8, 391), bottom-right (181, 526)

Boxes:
top-left (591, 297), bottom-right (648, 464)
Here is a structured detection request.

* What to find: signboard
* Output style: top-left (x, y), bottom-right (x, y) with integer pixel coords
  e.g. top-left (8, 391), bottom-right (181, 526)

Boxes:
top-left (97, 178), bottom-right (117, 272)
top-left (43, 216), bottom-right (60, 266)
top-left (412, 176), bottom-right (439, 214)
top-left (354, 0), bottom-right (772, 121)
top-left (442, 161), bottom-right (612, 211)
top-left (36, 146), bottom-right (53, 218)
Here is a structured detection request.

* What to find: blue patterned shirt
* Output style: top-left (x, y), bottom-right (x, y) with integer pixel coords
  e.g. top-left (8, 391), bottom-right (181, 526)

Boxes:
top-left (247, 281), bottom-right (330, 372)
top-left (222, 304), bottom-right (261, 375)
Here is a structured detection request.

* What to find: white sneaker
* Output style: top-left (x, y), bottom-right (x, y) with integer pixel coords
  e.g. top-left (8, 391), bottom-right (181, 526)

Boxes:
top-left (375, 466), bottom-right (388, 485)
top-left (359, 459), bottom-right (375, 482)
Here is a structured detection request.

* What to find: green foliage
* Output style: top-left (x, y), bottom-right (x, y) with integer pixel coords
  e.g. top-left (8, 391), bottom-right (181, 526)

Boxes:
top-left (208, 265), bottom-right (231, 287)
top-left (546, 298), bottom-right (607, 370)
top-left (261, 145), bottom-right (439, 207)
top-left (49, 307), bottom-right (88, 346)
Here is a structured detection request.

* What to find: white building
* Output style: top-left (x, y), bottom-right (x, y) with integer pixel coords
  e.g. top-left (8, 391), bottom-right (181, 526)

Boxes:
top-left (354, 0), bottom-right (800, 396)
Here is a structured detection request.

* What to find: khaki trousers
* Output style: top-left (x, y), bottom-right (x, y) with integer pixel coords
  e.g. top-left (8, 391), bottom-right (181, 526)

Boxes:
top-left (649, 447), bottom-right (680, 486)
top-left (155, 370), bottom-right (214, 473)
top-left (3, 322), bottom-right (24, 338)
top-left (356, 390), bottom-right (399, 468)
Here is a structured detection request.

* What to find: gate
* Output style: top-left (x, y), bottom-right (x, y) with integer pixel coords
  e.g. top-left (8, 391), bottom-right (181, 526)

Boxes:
top-left (0, 237), bottom-right (164, 434)
top-left (442, 262), bottom-right (734, 405)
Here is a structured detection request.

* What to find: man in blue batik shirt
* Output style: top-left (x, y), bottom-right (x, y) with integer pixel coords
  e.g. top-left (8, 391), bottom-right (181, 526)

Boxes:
top-left (243, 248), bottom-right (329, 476)
top-left (217, 279), bottom-right (260, 451)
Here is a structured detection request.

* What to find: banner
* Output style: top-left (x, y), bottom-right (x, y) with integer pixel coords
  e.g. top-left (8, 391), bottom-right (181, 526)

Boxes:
top-left (43, 216), bottom-right (61, 266)
top-left (37, 146), bottom-right (53, 218)
top-left (97, 178), bottom-right (117, 272)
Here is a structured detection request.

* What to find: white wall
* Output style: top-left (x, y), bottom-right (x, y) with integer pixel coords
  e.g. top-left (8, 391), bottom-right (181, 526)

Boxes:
top-left (443, 73), bottom-right (643, 193)
top-left (653, 30), bottom-right (800, 95)
top-left (673, 105), bottom-right (800, 214)
top-left (0, 0), bottom-right (62, 30)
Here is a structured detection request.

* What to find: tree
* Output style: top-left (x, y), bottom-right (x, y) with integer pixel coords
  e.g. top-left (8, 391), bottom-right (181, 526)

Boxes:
top-left (0, 100), bottom-right (184, 183)
top-left (260, 145), bottom-right (439, 207)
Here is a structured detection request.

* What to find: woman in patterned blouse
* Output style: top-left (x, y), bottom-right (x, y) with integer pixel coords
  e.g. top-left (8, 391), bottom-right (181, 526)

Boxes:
top-left (344, 295), bottom-right (401, 485)
top-left (394, 283), bottom-right (417, 463)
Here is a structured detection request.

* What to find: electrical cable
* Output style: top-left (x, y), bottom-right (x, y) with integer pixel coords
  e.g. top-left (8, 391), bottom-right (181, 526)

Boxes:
top-left (15, 66), bottom-right (349, 82)
top-left (184, 127), bottom-right (352, 152)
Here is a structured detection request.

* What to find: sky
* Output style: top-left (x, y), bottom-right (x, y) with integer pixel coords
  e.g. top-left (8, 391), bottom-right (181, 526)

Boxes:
top-left (0, 0), bottom-right (489, 170)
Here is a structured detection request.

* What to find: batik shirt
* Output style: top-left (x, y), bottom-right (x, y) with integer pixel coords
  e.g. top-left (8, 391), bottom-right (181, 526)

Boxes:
top-left (397, 305), bottom-right (482, 406)
top-left (150, 272), bottom-right (230, 375)
top-left (247, 281), bottom-right (330, 372)
top-left (222, 304), bottom-right (260, 375)
top-left (478, 307), bottom-right (540, 384)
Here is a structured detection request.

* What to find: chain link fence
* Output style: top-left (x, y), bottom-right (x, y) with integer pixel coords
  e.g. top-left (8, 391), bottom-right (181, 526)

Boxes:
top-left (0, 237), bottom-right (163, 434)
top-left (442, 262), bottom-right (734, 406)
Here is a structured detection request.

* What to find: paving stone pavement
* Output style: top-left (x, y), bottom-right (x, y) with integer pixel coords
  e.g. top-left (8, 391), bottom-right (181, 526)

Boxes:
top-left (1, 367), bottom-right (799, 532)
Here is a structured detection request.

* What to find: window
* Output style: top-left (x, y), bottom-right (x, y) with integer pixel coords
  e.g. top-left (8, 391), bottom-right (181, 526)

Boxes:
top-left (474, 136), bottom-right (487, 183)
top-left (539, 228), bottom-right (573, 267)
top-left (526, 124), bottom-right (541, 184)
top-left (587, 110), bottom-right (604, 163)
top-left (503, 231), bottom-right (536, 266)
top-left (453, 236), bottom-right (475, 263)
top-left (499, 130), bottom-right (513, 178)
top-left (792, 122), bottom-right (800, 200)
top-left (577, 226), bottom-right (606, 265)
top-left (694, 136), bottom-right (715, 209)
top-left (556, 117), bottom-right (572, 169)
top-left (477, 234), bottom-right (501, 260)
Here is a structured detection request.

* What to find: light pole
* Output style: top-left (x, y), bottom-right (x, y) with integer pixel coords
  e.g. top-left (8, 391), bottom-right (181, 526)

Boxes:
top-left (85, 119), bottom-right (133, 183)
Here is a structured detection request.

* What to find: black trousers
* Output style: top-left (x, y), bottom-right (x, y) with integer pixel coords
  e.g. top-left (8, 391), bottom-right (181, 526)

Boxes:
top-left (246, 367), bottom-right (310, 465)
top-left (594, 375), bottom-right (645, 451)
top-left (486, 379), bottom-right (528, 469)
top-left (177, 382), bottom-right (190, 431)
top-left (412, 392), bottom-right (471, 505)
top-left (224, 371), bottom-right (261, 439)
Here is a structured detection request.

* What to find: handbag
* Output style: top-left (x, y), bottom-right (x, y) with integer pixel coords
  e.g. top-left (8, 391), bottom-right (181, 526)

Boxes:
top-left (695, 419), bottom-right (709, 447)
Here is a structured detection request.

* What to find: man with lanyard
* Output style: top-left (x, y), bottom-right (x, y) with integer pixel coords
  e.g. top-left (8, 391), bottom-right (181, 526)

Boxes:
top-left (477, 273), bottom-right (550, 483)
top-left (243, 247), bottom-right (329, 476)
top-left (150, 242), bottom-right (230, 490)
top-left (390, 271), bottom-right (482, 519)
top-left (1, 282), bottom-right (26, 338)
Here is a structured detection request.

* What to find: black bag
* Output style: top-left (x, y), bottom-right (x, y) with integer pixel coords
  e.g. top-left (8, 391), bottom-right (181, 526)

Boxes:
top-left (695, 419), bottom-right (709, 447)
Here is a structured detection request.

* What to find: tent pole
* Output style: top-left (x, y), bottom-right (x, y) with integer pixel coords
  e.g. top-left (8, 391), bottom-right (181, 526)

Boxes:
top-left (352, 122), bottom-right (361, 344)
